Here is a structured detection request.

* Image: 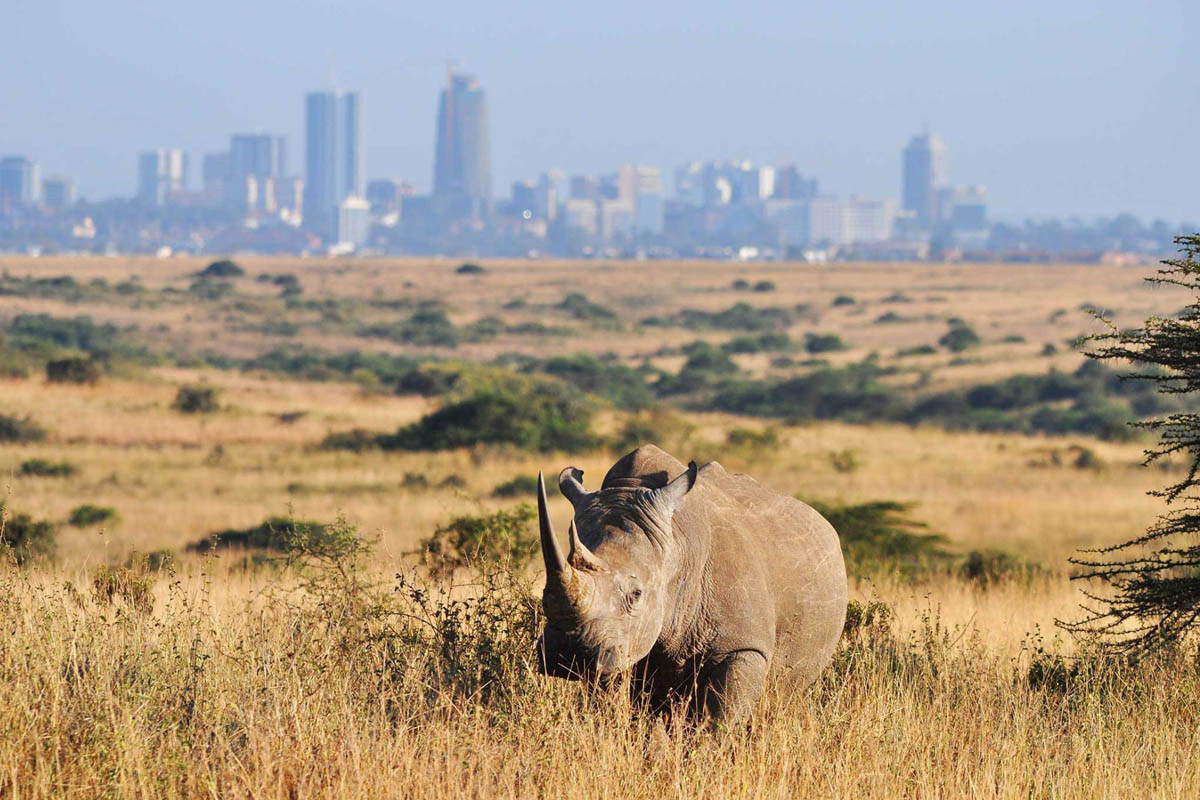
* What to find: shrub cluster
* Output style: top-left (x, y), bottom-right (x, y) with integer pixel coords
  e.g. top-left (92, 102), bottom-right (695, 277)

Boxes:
top-left (0, 501), bottom-right (56, 564)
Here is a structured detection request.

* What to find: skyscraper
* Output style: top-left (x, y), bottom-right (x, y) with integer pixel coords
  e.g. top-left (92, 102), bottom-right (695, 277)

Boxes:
top-left (0, 156), bottom-right (41, 209)
top-left (137, 149), bottom-right (187, 206)
top-left (228, 134), bottom-right (286, 212)
top-left (901, 131), bottom-right (947, 230)
top-left (304, 89), bottom-right (363, 239)
top-left (432, 70), bottom-right (492, 221)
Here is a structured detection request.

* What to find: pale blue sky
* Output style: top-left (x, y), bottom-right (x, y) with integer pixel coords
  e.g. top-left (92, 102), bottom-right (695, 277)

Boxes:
top-left (4, 0), bottom-right (1197, 221)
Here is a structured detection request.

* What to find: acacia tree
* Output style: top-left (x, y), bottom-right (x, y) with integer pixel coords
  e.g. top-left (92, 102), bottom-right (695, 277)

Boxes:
top-left (1061, 235), bottom-right (1200, 652)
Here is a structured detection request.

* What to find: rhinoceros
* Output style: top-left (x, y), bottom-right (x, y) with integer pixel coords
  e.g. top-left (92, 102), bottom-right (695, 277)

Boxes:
top-left (534, 444), bottom-right (847, 724)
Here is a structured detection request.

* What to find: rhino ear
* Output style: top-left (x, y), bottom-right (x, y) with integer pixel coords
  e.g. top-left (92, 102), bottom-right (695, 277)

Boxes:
top-left (558, 467), bottom-right (592, 509)
top-left (654, 460), bottom-right (699, 516)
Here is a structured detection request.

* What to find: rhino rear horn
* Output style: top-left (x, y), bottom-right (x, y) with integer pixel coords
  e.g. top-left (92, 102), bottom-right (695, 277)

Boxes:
top-left (558, 467), bottom-right (592, 509)
top-left (654, 460), bottom-right (699, 516)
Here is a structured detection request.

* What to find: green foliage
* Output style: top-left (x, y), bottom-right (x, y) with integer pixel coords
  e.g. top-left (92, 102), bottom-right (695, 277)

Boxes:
top-left (643, 302), bottom-right (793, 332)
top-left (195, 259), bottom-right (245, 278)
top-left (185, 516), bottom-right (330, 554)
top-left (0, 413), bottom-right (47, 443)
top-left (753, 280), bottom-right (777, 292)
top-left (809, 499), bottom-right (951, 578)
top-left (418, 504), bottom-right (538, 579)
top-left (68, 504), bottom-right (119, 527)
top-left (45, 356), bottom-right (101, 384)
top-left (531, 353), bottom-right (654, 410)
top-left (0, 501), bottom-right (56, 564)
top-left (390, 379), bottom-right (596, 452)
top-left (557, 292), bottom-right (617, 322)
top-left (172, 385), bottom-right (219, 413)
top-left (721, 332), bottom-right (792, 354)
top-left (327, 375), bottom-right (597, 453)
top-left (896, 345), bottom-right (937, 357)
top-left (19, 458), bottom-right (76, 477)
top-left (709, 361), bottom-right (902, 422)
top-left (804, 332), bottom-right (848, 354)
top-left (939, 322), bottom-right (981, 352)
top-left (492, 474), bottom-right (540, 498)
top-left (831, 294), bottom-right (856, 306)
top-left (731, 279), bottom-right (750, 290)
top-left (1062, 235), bottom-right (1200, 652)
top-left (456, 262), bottom-right (486, 274)
top-left (725, 426), bottom-right (779, 450)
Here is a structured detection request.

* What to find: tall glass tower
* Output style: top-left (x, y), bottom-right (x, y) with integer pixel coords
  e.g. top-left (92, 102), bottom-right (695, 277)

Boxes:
top-left (901, 131), bottom-right (947, 231)
top-left (304, 89), bottom-right (363, 239)
top-left (432, 71), bottom-right (492, 222)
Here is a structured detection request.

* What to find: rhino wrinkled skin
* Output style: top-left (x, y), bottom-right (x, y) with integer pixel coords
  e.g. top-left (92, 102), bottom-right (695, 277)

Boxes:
top-left (534, 445), bottom-right (847, 725)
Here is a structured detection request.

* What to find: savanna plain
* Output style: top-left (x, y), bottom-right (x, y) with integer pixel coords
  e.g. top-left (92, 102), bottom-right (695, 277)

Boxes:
top-left (1, 255), bottom-right (1198, 798)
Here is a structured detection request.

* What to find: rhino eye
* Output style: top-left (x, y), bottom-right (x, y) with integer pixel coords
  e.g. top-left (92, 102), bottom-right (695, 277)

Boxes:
top-left (630, 588), bottom-right (643, 602)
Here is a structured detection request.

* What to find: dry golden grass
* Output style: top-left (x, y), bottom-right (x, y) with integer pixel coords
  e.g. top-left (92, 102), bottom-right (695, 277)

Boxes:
top-left (1, 256), bottom-right (1195, 797)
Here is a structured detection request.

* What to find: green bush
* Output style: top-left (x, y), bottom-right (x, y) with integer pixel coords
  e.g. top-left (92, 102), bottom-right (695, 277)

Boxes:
top-left (172, 385), bottom-right (219, 413)
top-left (45, 357), bottom-right (101, 384)
top-left (831, 295), bottom-right (856, 306)
top-left (68, 504), bottom-right (119, 527)
top-left (492, 474), bottom-right (541, 498)
top-left (455, 262), bottom-right (486, 275)
top-left (557, 292), bottom-right (617, 322)
top-left (721, 332), bottom-right (792, 354)
top-left (896, 345), bottom-right (937, 357)
top-left (327, 375), bottom-right (597, 454)
top-left (418, 504), bottom-right (538, 579)
top-left (731, 279), bottom-right (750, 290)
top-left (0, 413), bottom-right (47, 442)
top-left (19, 458), bottom-right (75, 477)
top-left (186, 517), bottom-right (330, 554)
top-left (939, 323), bottom-right (981, 352)
top-left (643, 303), bottom-right (793, 332)
top-left (195, 259), bottom-right (244, 278)
top-left (809, 499), bottom-right (951, 578)
top-left (0, 501), bottom-right (56, 564)
top-left (752, 280), bottom-right (777, 292)
top-left (532, 353), bottom-right (654, 410)
top-left (805, 333), bottom-right (848, 354)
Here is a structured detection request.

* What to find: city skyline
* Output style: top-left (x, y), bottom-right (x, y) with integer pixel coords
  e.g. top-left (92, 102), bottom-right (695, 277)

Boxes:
top-left (2, 1), bottom-right (1196, 223)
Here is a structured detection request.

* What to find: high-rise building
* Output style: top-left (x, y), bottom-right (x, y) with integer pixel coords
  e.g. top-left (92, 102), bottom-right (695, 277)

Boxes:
top-left (901, 131), bottom-right (947, 230)
top-left (620, 164), bottom-right (665, 236)
top-left (41, 176), bottom-right (76, 209)
top-left (228, 134), bottom-right (286, 212)
top-left (137, 148), bottom-right (187, 206)
top-left (202, 152), bottom-right (230, 204)
top-left (0, 156), bottom-right (42, 209)
top-left (432, 70), bottom-right (492, 221)
top-left (366, 178), bottom-right (414, 216)
top-left (773, 165), bottom-right (819, 201)
top-left (304, 89), bottom-right (363, 239)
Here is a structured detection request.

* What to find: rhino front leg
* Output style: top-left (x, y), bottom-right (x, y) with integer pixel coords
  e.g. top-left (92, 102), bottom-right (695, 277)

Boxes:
top-left (694, 649), bottom-right (768, 727)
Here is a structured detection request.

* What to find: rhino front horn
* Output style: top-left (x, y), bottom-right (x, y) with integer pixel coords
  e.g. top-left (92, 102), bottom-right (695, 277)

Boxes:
top-left (538, 472), bottom-right (568, 577)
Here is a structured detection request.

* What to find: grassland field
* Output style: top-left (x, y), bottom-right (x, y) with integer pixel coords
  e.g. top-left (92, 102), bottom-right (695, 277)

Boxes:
top-left (0, 256), bottom-right (1196, 797)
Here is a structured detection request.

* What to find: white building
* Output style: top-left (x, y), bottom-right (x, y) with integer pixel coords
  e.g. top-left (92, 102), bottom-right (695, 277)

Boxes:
top-left (335, 196), bottom-right (370, 248)
top-left (137, 148), bottom-right (187, 206)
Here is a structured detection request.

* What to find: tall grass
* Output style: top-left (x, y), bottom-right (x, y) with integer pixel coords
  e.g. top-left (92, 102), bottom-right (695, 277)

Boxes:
top-left (2, 537), bottom-right (1198, 797)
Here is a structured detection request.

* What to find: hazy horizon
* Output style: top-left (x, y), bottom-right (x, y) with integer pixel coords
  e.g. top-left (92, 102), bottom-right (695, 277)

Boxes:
top-left (4, 0), bottom-right (1196, 223)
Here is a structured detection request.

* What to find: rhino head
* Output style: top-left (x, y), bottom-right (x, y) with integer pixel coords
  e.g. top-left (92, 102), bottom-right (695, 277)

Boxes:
top-left (534, 461), bottom-right (698, 679)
